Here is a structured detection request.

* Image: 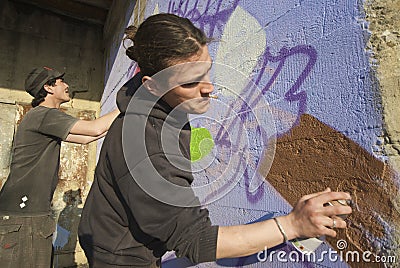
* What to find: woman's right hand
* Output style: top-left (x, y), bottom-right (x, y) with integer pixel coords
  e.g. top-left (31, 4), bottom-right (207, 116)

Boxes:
top-left (279, 188), bottom-right (352, 240)
top-left (216, 188), bottom-right (352, 259)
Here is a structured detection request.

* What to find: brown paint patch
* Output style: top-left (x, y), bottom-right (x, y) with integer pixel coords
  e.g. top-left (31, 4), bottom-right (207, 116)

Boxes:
top-left (262, 114), bottom-right (399, 267)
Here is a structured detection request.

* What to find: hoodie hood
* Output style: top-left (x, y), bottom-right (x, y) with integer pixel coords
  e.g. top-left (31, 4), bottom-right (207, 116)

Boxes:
top-left (116, 72), bottom-right (144, 114)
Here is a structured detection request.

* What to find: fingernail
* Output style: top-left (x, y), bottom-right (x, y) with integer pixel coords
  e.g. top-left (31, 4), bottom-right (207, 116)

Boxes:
top-left (347, 199), bottom-right (354, 207)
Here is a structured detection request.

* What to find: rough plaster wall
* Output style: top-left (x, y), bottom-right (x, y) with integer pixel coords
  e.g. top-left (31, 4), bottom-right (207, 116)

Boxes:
top-left (365, 1), bottom-right (400, 180)
top-left (0, 103), bottom-right (16, 190)
top-left (101, 0), bottom-right (399, 267)
top-left (0, 0), bottom-right (104, 101)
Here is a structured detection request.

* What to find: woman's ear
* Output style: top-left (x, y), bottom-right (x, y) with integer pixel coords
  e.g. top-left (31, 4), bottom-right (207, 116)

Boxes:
top-left (142, 76), bottom-right (162, 97)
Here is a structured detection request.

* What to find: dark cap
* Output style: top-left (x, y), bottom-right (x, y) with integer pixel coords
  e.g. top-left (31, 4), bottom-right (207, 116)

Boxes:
top-left (25, 67), bottom-right (65, 97)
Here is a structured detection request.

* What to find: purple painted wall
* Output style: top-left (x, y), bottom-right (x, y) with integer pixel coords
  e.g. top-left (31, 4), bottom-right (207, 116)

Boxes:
top-left (99, 1), bottom-right (393, 267)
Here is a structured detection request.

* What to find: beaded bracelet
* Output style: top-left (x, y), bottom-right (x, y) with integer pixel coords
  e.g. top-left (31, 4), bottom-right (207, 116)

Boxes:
top-left (273, 217), bottom-right (288, 243)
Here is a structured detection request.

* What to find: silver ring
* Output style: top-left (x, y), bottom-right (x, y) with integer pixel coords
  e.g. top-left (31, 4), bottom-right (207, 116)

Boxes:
top-left (332, 218), bottom-right (336, 228)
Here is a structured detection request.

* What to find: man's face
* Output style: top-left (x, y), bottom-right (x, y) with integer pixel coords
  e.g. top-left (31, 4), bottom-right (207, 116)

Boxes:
top-left (160, 45), bottom-right (214, 114)
top-left (49, 78), bottom-right (70, 103)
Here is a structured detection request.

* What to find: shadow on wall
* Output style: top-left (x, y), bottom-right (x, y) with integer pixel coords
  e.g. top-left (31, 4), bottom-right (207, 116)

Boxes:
top-left (53, 189), bottom-right (83, 268)
top-left (262, 113), bottom-right (399, 268)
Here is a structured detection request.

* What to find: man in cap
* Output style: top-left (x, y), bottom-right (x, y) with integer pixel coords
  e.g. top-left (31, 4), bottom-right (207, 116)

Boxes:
top-left (0, 66), bottom-right (119, 267)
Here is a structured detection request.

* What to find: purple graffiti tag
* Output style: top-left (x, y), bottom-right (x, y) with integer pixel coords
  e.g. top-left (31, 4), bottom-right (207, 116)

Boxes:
top-left (167, 0), bottom-right (240, 39)
top-left (257, 45), bottom-right (318, 120)
top-left (207, 45), bottom-right (317, 203)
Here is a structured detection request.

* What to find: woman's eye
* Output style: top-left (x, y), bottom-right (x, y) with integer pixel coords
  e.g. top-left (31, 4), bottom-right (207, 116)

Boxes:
top-left (181, 82), bottom-right (199, 88)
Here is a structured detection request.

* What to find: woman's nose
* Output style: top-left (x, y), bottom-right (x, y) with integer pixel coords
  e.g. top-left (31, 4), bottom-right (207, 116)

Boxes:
top-left (201, 82), bottom-right (214, 94)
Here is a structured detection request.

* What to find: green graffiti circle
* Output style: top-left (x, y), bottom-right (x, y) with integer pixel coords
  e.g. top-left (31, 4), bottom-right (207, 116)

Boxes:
top-left (190, 127), bottom-right (215, 162)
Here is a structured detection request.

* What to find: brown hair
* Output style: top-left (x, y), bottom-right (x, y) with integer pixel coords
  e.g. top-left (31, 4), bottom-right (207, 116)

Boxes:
top-left (124, 13), bottom-right (211, 76)
top-left (31, 78), bottom-right (58, 107)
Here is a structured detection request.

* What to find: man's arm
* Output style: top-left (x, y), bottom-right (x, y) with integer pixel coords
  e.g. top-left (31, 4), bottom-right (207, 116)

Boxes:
top-left (216, 189), bottom-right (352, 259)
top-left (67, 109), bottom-right (119, 137)
top-left (65, 132), bottom-right (107, 144)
